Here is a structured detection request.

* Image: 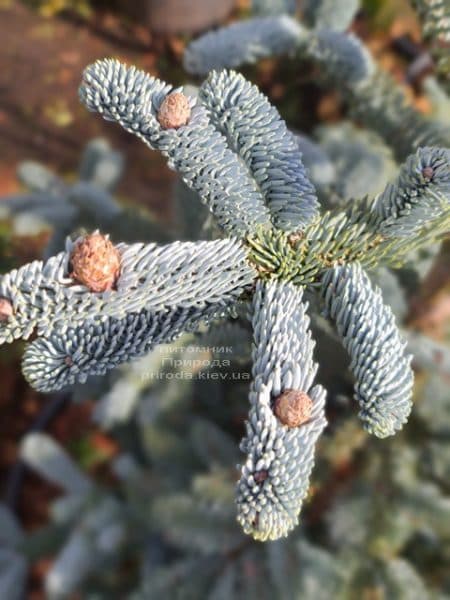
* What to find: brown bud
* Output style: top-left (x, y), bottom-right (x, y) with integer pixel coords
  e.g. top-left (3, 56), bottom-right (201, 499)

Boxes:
top-left (273, 389), bottom-right (313, 428)
top-left (70, 232), bottom-right (120, 293)
top-left (64, 356), bottom-right (74, 367)
top-left (422, 166), bottom-right (434, 180)
top-left (0, 297), bottom-right (13, 322)
top-left (253, 470), bottom-right (269, 484)
top-left (251, 514), bottom-right (259, 528)
top-left (157, 92), bottom-right (191, 129)
top-left (287, 231), bottom-right (304, 246)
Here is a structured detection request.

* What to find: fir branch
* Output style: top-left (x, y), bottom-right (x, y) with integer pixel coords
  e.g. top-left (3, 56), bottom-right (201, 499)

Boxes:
top-left (372, 146), bottom-right (450, 236)
top-left (2, 62), bottom-right (449, 550)
top-left (236, 281), bottom-right (327, 540)
top-left (406, 331), bottom-right (450, 378)
top-left (247, 146), bottom-right (450, 284)
top-left (183, 16), bottom-right (306, 76)
top-left (3, 147), bottom-right (446, 363)
top-left (184, 19), bottom-right (450, 161)
top-left (151, 494), bottom-right (241, 554)
top-left (19, 433), bottom-right (92, 494)
top-left (294, 133), bottom-right (336, 189)
top-left (135, 557), bottom-right (221, 599)
top-left (246, 199), bottom-right (391, 285)
top-left (347, 68), bottom-right (450, 161)
top-left (251, 0), bottom-right (298, 16)
top-left (79, 59), bottom-right (271, 236)
top-left (78, 137), bottom-right (124, 192)
top-left (0, 236), bottom-right (255, 344)
top-left (301, 0), bottom-right (359, 31)
top-left (246, 208), bottom-right (415, 287)
top-left (321, 263), bottom-right (414, 437)
top-left (200, 70), bottom-right (319, 231)
top-left (413, 0), bottom-right (450, 44)
top-left (316, 123), bottom-right (396, 202)
top-left (3, 139), bottom-right (170, 260)
top-left (299, 31), bottom-right (450, 160)
top-left (306, 29), bottom-right (375, 85)
top-left (22, 304), bottom-right (226, 392)
top-left (45, 498), bottom-right (124, 598)
top-left (412, 0), bottom-right (450, 92)
top-left (2, 191), bottom-right (76, 224)
top-left (382, 558), bottom-right (429, 599)
top-left (16, 160), bottom-right (66, 194)
top-left (66, 182), bottom-right (122, 223)
top-left (0, 547), bottom-right (27, 600)
top-left (199, 319), bottom-right (252, 365)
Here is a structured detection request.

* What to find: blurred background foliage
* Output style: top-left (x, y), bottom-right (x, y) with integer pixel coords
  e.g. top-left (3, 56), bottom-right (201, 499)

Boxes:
top-left (0, 0), bottom-right (449, 598)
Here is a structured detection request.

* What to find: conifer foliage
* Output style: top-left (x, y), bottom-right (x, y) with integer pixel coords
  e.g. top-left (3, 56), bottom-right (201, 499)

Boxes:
top-left (184, 0), bottom-right (450, 162)
top-left (1, 56), bottom-right (449, 542)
